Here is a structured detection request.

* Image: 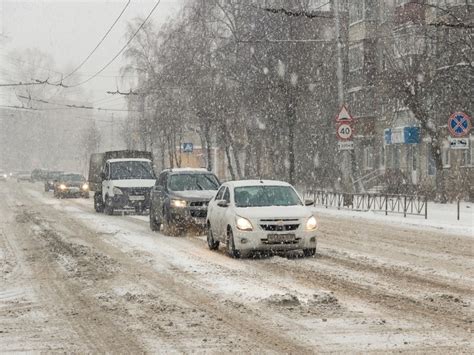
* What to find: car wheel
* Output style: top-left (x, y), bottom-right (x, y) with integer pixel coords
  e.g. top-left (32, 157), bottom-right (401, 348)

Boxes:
top-left (226, 228), bottom-right (241, 259)
top-left (303, 248), bottom-right (316, 257)
top-left (207, 223), bottom-right (219, 250)
top-left (104, 197), bottom-right (114, 216)
top-left (149, 206), bottom-right (161, 232)
top-left (94, 193), bottom-right (104, 213)
top-left (44, 185), bottom-right (49, 192)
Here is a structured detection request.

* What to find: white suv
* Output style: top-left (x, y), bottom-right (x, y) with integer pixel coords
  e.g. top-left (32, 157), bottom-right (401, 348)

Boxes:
top-left (206, 180), bottom-right (318, 258)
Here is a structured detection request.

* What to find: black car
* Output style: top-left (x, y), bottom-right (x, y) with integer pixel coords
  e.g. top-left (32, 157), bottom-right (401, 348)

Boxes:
top-left (53, 173), bottom-right (89, 198)
top-left (149, 169), bottom-right (220, 235)
top-left (44, 171), bottom-right (63, 191)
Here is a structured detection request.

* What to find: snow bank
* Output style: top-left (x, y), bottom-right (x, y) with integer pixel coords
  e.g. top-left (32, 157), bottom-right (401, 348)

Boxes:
top-left (312, 201), bottom-right (473, 238)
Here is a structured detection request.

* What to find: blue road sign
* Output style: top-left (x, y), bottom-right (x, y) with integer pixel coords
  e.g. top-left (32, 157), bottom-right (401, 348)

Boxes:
top-left (182, 143), bottom-right (193, 153)
top-left (384, 127), bottom-right (420, 145)
top-left (448, 112), bottom-right (471, 138)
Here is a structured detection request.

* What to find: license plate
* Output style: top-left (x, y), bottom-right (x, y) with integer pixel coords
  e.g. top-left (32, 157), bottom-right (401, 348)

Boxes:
top-left (267, 233), bottom-right (296, 243)
top-left (129, 195), bottom-right (145, 201)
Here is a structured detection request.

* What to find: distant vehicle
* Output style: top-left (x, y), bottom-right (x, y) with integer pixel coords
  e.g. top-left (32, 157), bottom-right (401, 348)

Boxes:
top-left (53, 173), bottom-right (89, 198)
top-left (88, 150), bottom-right (156, 215)
top-left (44, 171), bottom-right (63, 192)
top-left (0, 171), bottom-right (7, 181)
top-left (31, 168), bottom-right (47, 182)
top-left (149, 168), bottom-right (220, 234)
top-left (17, 171), bottom-right (32, 182)
top-left (206, 180), bottom-right (318, 258)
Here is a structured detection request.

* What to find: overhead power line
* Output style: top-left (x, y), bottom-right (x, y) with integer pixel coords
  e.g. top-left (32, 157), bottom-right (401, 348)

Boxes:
top-left (16, 94), bottom-right (139, 112)
top-left (66, 0), bottom-right (162, 88)
top-left (0, 78), bottom-right (52, 87)
top-left (59, 0), bottom-right (131, 82)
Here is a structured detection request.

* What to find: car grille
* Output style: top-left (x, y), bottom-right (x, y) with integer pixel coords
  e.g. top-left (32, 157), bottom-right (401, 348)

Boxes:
top-left (120, 187), bottom-right (151, 196)
top-left (190, 210), bottom-right (207, 218)
top-left (189, 201), bottom-right (209, 207)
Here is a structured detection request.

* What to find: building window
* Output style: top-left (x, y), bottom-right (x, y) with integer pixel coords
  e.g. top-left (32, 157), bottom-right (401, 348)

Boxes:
top-left (393, 146), bottom-right (400, 169)
top-left (464, 137), bottom-right (474, 166)
top-left (412, 146), bottom-right (418, 171)
top-left (380, 0), bottom-right (394, 23)
top-left (380, 50), bottom-right (389, 71)
top-left (440, 0), bottom-right (474, 7)
top-left (442, 146), bottom-right (451, 168)
top-left (349, 43), bottom-right (364, 72)
top-left (349, 0), bottom-right (364, 24)
top-left (395, 0), bottom-right (410, 6)
top-left (380, 145), bottom-right (385, 168)
top-left (428, 148), bottom-right (436, 176)
top-left (364, 146), bottom-right (373, 170)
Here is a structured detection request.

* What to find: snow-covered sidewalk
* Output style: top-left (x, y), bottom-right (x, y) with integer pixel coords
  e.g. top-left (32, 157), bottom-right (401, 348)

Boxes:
top-left (312, 201), bottom-right (473, 238)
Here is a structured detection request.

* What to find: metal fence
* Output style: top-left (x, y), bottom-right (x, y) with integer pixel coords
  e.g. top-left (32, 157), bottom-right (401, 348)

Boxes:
top-left (307, 190), bottom-right (428, 219)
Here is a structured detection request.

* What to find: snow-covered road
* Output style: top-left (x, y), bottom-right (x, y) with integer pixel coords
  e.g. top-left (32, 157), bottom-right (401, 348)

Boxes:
top-left (1, 181), bottom-right (472, 353)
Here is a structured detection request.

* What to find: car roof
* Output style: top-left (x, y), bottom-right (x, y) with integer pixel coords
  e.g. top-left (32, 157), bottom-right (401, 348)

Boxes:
top-left (107, 158), bottom-right (151, 163)
top-left (224, 180), bottom-right (292, 188)
top-left (163, 168), bottom-right (211, 174)
top-left (60, 173), bottom-right (84, 177)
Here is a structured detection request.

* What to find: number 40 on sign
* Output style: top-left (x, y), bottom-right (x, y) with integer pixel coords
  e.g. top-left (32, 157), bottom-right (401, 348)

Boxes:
top-left (336, 123), bottom-right (353, 141)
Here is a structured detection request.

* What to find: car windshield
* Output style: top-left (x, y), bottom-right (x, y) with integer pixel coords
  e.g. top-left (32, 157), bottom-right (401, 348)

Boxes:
top-left (61, 174), bottom-right (84, 182)
top-left (48, 172), bottom-right (62, 179)
top-left (110, 161), bottom-right (155, 180)
top-left (234, 186), bottom-right (302, 207)
top-left (168, 174), bottom-right (219, 191)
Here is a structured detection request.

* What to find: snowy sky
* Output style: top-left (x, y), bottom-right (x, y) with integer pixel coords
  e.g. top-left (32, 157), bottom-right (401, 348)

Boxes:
top-left (1, 0), bottom-right (184, 108)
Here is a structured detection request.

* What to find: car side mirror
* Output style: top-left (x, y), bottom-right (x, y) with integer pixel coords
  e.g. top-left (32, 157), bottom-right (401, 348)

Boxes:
top-left (100, 172), bottom-right (106, 180)
top-left (217, 200), bottom-right (229, 208)
top-left (304, 199), bottom-right (314, 206)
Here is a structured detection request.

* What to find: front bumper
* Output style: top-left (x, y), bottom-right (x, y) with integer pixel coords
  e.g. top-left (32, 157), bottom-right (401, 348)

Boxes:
top-left (58, 187), bottom-right (89, 197)
top-left (169, 206), bottom-right (207, 227)
top-left (232, 229), bottom-right (317, 252)
top-left (111, 194), bottom-right (151, 210)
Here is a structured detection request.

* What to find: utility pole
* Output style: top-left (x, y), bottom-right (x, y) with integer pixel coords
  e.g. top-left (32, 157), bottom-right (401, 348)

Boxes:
top-left (334, 0), bottom-right (344, 106)
top-left (110, 113), bottom-right (114, 151)
top-left (333, 0), bottom-right (354, 191)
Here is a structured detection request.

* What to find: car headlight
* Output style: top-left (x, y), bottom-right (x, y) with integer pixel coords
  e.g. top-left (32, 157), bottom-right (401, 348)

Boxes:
top-left (170, 199), bottom-right (187, 208)
top-left (2, 174), bottom-right (7, 178)
top-left (306, 216), bottom-right (318, 231)
top-left (59, 184), bottom-right (67, 190)
top-left (236, 216), bottom-right (253, 231)
top-left (113, 187), bottom-right (123, 195)
top-left (82, 183), bottom-right (89, 191)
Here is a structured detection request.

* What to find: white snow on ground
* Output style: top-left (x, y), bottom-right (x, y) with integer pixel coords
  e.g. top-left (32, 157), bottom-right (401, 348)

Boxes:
top-left (15, 184), bottom-right (473, 352)
top-left (311, 201), bottom-right (473, 238)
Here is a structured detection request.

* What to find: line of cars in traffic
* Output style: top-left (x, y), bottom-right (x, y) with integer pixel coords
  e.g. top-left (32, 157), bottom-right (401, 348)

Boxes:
top-left (88, 150), bottom-right (318, 258)
top-left (0, 169), bottom-right (90, 199)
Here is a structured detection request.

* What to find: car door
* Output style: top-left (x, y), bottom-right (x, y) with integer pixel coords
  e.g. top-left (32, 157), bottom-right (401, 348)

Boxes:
top-left (102, 162), bottom-right (110, 201)
top-left (208, 185), bottom-right (225, 239)
top-left (152, 172), bottom-right (167, 218)
top-left (219, 187), bottom-right (232, 239)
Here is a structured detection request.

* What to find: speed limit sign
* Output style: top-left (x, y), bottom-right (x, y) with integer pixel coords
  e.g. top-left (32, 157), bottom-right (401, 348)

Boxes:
top-left (336, 123), bottom-right (353, 141)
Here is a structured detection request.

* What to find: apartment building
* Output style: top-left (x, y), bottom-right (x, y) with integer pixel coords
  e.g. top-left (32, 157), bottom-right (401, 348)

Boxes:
top-left (346, 0), bottom-right (473, 199)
